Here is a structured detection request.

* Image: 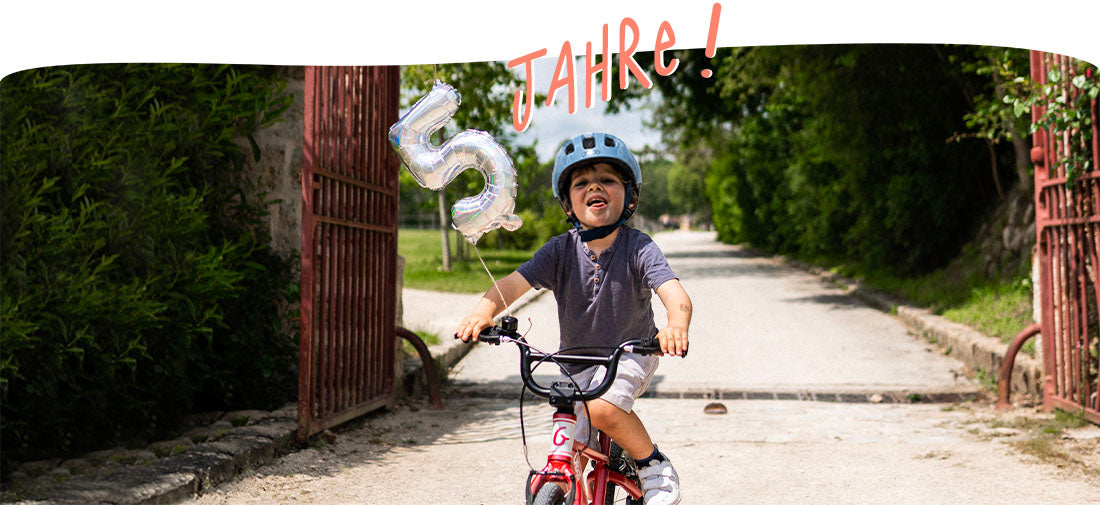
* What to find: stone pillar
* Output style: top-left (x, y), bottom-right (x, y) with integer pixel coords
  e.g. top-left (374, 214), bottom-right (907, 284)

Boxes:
top-left (240, 72), bottom-right (306, 260)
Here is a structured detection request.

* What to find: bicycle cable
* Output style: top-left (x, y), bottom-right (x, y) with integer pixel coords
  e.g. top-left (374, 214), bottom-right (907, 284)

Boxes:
top-left (511, 321), bottom-right (627, 475)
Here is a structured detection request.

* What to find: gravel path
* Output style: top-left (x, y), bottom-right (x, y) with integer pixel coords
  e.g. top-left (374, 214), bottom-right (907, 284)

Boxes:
top-left (184, 397), bottom-right (1099, 504)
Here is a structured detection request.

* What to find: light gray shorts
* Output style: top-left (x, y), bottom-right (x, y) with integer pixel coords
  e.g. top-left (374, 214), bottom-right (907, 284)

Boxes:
top-left (564, 352), bottom-right (659, 448)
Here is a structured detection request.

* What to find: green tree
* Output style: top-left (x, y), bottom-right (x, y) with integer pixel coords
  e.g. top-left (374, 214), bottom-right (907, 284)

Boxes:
top-left (943, 46), bottom-right (1034, 195)
top-left (608, 45), bottom-right (998, 272)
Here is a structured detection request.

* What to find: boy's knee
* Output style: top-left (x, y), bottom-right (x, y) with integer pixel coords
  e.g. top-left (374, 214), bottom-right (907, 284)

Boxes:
top-left (586, 400), bottom-right (628, 430)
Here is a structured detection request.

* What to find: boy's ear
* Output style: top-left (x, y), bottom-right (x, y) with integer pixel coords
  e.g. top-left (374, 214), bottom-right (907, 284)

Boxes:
top-left (559, 199), bottom-right (573, 216)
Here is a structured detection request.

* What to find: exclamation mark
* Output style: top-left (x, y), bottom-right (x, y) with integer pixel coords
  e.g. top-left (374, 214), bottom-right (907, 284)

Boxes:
top-left (701, 3), bottom-right (721, 78)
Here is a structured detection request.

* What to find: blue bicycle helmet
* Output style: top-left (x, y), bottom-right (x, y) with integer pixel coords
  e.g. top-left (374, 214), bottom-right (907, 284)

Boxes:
top-left (552, 133), bottom-right (642, 241)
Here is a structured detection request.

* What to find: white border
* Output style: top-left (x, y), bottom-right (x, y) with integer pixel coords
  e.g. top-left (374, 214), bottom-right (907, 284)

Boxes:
top-left (4, 0), bottom-right (1098, 80)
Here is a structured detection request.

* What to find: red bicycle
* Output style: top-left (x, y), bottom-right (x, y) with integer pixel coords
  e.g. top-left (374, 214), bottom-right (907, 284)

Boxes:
top-left (470, 316), bottom-right (683, 505)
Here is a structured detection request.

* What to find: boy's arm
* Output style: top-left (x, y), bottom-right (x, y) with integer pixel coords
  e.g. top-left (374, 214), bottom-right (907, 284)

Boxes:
top-left (654, 279), bottom-right (692, 356)
top-left (455, 271), bottom-right (532, 341)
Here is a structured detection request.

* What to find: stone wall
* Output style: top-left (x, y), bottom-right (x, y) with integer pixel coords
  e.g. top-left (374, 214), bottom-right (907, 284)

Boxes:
top-left (240, 69), bottom-right (306, 261)
top-left (969, 190), bottom-right (1035, 280)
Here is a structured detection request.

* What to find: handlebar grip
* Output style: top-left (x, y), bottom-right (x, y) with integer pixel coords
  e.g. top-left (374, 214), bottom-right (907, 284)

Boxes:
top-left (632, 336), bottom-right (689, 358)
top-left (476, 325), bottom-right (502, 345)
top-left (454, 316), bottom-right (520, 345)
top-left (632, 337), bottom-right (661, 355)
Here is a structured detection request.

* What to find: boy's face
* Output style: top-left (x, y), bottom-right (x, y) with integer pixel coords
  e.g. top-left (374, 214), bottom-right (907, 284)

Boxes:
top-left (567, 163), bottom-right (626, 229)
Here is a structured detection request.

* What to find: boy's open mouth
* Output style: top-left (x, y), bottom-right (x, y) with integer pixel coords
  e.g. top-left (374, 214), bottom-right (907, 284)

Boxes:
top-left (586, 195), bottom-right (608, 209)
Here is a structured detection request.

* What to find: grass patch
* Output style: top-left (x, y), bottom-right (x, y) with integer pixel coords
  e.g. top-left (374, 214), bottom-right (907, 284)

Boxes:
top-left (1049, 408), bottom-right (1090, 432)
top-left (399, 229), bottom-right (537, 293)
top-left (1008, 409), bottom-right (1093, 469)
top-left (974, 367), bottom-right (998, 393)
top-left (402, 329), bottom-right (441, 355)
top-left (941, 282), bottom-right (1034, 350)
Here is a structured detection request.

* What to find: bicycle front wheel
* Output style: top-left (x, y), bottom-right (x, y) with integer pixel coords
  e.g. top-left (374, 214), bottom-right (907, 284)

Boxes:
top-left (531, 483), bottom-right (566, 505)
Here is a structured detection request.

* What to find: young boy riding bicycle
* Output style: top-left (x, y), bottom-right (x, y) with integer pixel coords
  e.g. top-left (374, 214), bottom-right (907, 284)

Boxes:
top-left (455, 133), bottom-right (692, 505)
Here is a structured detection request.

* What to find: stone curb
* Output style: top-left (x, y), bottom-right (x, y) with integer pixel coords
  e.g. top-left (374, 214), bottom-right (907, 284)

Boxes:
top-left (4, 407), bottom-right (300, 505)
top-left (779, 256), bottom-right (1043, 402)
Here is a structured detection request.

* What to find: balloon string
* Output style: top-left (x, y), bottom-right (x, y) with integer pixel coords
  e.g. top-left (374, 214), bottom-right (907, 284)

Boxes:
top-left (473, 244), bottom-right (512, 318)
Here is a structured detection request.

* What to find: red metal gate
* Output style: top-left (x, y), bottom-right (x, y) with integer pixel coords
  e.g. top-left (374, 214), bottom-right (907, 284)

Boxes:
top-left (1031, 51), bottom-right (1100, 423)
top-left (298, 66), bottom-right (401, 441)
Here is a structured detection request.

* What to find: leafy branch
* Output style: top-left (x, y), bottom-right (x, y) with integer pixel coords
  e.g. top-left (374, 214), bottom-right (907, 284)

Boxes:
top-left (1007, 58), bottom-right (1098, 187)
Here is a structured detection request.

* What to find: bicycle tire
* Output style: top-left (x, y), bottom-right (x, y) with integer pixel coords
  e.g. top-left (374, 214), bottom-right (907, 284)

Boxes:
top-left (531, 483), bottom-right (567, 505)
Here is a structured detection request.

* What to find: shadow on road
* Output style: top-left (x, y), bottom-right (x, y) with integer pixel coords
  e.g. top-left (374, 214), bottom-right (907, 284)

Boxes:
top-left (782, 293), bottom-right (870, 311)
top-left (662, 249), bottom-right (764, 259)
top-left (669, 261), bottom-right (793, 279)
top-left (232, 398), bottom-right (542, 482)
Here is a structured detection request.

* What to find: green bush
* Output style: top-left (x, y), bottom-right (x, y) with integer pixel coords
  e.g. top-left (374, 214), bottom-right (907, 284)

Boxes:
top-left (0, 64), bottom-right (297, 471)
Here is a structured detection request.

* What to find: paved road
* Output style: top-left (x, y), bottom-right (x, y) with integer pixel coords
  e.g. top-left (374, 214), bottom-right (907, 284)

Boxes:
top-left (186, 230), bottom-right (1100, 504)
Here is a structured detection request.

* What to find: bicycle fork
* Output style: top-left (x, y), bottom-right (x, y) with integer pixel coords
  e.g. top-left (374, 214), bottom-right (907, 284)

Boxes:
top-left (526, 407), bottom-right (644, 505)
top-left (526, 409), bottom-right (581, 504)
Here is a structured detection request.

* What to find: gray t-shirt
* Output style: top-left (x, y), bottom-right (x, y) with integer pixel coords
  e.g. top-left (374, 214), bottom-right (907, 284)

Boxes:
top-left (516, 226), bottom-right (678, 373)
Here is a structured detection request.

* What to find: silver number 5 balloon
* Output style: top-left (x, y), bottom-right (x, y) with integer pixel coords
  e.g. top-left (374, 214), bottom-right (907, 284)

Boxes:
top-left (389, 81), bottom-right (523, 244)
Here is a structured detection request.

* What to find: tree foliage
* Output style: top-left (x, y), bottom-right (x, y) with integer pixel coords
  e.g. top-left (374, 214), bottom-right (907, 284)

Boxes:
top-left (610, 45), bottom-right (1015, 273)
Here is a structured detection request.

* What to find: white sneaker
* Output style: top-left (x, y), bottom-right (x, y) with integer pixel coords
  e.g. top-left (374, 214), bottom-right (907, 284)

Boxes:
top-left (637, 454), bottom-right (681, 505)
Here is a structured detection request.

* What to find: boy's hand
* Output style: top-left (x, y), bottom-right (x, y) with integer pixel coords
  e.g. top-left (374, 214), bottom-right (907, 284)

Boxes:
top-left (455, 272), bottom-right (533, 342)
top-left (455, 314), bottom-right (494, 342)
top-left (655, 325), bottom-right (689, 357)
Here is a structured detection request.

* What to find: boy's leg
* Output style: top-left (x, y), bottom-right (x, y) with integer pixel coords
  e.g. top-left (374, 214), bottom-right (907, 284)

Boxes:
top-left (577, 353), bottom-right (680, 505)
top-left (583, 400), bottom-right (654, 458)
top-left (586, 399), bottom-right (680, 505)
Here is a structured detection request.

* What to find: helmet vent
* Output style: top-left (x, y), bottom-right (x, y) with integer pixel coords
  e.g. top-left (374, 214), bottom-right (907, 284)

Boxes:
top-left (582, 136), bottom-right (596, 149)
top-left (604, 136), bottom-right (615, 147)
top-left (564, 143), bottom-right (575, 155)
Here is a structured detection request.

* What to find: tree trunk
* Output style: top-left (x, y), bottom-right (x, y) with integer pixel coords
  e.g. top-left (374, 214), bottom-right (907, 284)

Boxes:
top-left (990, 55), bottom-right (1033, 193)
top-left (438, 190), bottom-right (451, 272)
top-left (1011, 133), bottom-right (1033, 193)
top-left (987, 140), bottom-right (1005, 201)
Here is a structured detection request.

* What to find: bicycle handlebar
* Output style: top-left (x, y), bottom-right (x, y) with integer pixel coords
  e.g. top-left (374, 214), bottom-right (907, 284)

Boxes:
top-left (462, 316), bottom-right (686, 402)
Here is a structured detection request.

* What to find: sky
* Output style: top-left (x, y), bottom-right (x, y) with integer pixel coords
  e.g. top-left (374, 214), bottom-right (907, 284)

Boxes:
top-left (520, 56), bottom-right (663, 162)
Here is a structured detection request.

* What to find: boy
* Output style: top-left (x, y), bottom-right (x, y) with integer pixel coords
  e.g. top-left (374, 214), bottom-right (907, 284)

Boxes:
top-left (455, 133), bottom-right (691, 505)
